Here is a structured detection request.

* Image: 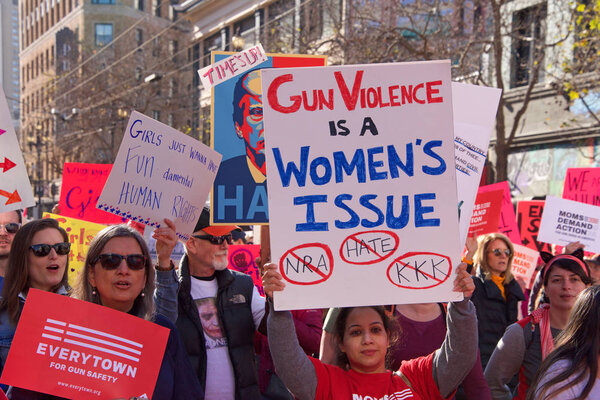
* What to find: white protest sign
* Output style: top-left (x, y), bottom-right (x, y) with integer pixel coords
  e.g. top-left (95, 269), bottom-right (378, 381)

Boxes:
top-left (0, 85), bottom-right (35, 212)
top-left (198, 44), bottom-right (268, 89)
top-left (97, 111), bottom-right (222, 241)
top-left (453, 82), bottom-right (501, 248)
top-left (511, 243), bottom-right (539, 289)
top-left (538, 196), bottom-right (600, 253)
top-left (263, 60), bottom-right (461, 310)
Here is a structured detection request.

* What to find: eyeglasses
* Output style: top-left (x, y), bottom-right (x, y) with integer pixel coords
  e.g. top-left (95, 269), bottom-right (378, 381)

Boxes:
top-left (93, 253), bottom-right (146, 271)
top-left (490, 248), bottom-right (511, 257)
top-left (0, 223), bottom-right (20, 234)
top-left (30, 242), bottom-right (71, 257)
top-left (193, 234), bottom-right (233, 245)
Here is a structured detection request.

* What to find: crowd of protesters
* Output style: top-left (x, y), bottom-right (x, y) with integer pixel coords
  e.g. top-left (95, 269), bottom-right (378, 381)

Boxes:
top-left (0, 205), bottom-right (598, 399)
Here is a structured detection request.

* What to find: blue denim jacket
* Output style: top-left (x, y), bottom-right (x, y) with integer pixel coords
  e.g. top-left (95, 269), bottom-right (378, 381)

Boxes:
top-left (154, 267), bottom-right (179, 323)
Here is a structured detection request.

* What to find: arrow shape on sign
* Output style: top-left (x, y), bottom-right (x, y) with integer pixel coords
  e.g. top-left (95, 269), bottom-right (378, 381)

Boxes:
top-left (0, 157), bottom-right (16, 173)
top-left (0, 189), bottom-right (21, 205)
top-left (0, 129), bottom-right (5, 136)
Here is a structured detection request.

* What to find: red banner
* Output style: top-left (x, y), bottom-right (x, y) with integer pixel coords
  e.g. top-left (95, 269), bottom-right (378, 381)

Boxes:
top-left (228, 244), bottom-right (263, 296)
top-left (59, 162), bottom-right (123, 224)
top-left (478, 181), bottom-right (522, 244)
top-left (562, 167), bottom-right (600, 206)
top-left (517, 200), bottom-right (552, 253)
top-left (1, 289), bottom-right (169, 399)
top-left (468, 189), bottom-right (503, 237)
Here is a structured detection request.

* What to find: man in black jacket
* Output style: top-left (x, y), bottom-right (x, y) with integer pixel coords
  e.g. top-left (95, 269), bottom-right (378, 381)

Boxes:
top-left (176, 207), bottom-right (265, 400)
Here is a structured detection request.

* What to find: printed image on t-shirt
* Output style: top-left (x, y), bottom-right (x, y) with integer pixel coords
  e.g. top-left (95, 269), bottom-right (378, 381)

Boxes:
top-left (196, 297), bottom-right (227, 349)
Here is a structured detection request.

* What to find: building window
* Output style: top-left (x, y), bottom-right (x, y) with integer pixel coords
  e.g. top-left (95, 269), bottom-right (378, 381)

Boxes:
top-left (95, 23), bottom-right (113, 46)
top-left (92, 0), bottom-right (115, 4)
top-left (510, 4), bottom-right (546, 88)
top-left (135, 28), bottom-right (143, 46)
top-left (152, 0), bottom-right (160, 17)
top-left (169, 78), bottom-right (176, 98)
top-left (168, 113), bottom-right (174, 127)
top-left (136, 0), bottom-right (144, 11)
top-left (152, 110), bottom-right (160, 121)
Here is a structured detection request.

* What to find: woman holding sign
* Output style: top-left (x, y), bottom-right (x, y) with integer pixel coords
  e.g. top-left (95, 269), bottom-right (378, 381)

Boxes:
top-left (470, 233), bottom-right (525, 370)
top-left (484, 250), bottom-right (591, 400)
top-left (7, 222), bottom-right (203, 399)
top-left (262, 262), bottom-right (477, 400)
top-left (0, 218), bottom-right (70, 376)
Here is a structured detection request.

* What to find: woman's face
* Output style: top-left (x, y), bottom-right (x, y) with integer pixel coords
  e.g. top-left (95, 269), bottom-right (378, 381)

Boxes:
top-left (486, 239), bottom-right (511, 276)
top-left (88, 236), bottom-right (147, 313)
top-left (28, 228), bottom-right (68, 292)
top-left (545, 266), bottom-right (588, 312)
top-left (339, 307), bottom-right (389, 374)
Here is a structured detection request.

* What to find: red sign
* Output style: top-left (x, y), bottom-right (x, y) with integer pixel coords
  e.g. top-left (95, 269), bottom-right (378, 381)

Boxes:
top-left (228, 244), bottom-right (263, 296)
top-left (478, 181), bottom-right (522, 244)
top-left (1, 289), bottom-right (169, 399)
top-left (517, 200), bottom-right (552, 253)
top-left (59, 162), bottom-right (124, 224)
top-left (468, 189), bottom-right (503, 237)
top-left (562, 168), bottom-right (600, 206)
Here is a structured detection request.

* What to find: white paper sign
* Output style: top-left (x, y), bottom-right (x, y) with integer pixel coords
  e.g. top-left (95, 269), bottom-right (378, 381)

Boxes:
top-left (538, 196), bottom-right (600, 253)
top-left (0, 85), bottom-right (35, 212)
top-left (96, 111), bottom-right (222, 241)
top-left (453, 83), bottom-right (502, 249)
top-left (198, 44), bottom-right (268, 89)
top-left (511, 243), bottom-right (539, 289)
top-left (263, 60), bottom-right (462, 310)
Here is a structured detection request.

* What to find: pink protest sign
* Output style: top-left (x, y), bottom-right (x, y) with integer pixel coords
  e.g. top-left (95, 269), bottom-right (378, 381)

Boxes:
top-left (511, 243), bottom-right (540, 290)
top-left (228, 244), bottom-right (263, 296)
top-left (563, 168), bottom-right (600, 206)
top-left (478, 181), bottom-right (521, 244)
top-left (468, 189), bottom-right (503, 237)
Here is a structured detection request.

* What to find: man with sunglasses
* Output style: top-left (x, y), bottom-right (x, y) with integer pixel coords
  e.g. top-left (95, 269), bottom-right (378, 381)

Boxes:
top-left (173, 206), bottom-right (265, 400)
top-left (0, 210), bottom-right (22, 292)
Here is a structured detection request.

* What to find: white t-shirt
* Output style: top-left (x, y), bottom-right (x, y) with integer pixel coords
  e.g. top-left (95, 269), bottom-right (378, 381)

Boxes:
top-left (535, 359), bottom-right (600, 399)
top-left (190, 276), bottom-right (265, 400)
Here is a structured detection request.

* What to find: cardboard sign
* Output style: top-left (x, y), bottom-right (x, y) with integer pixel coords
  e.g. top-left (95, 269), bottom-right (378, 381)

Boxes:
top-left (59, 163), bottom-right (124, 224)
top-left (563, 168), bottom-right (600, 206)
top-left (468, 189), bottom-right (503, 237)
top-left (0, 289), bottom-right (169, 399)
top-left (0, 85), bottom-right (35, 212)
top-left (517, 200), bottom-right (553, 253)
top-left (96, 111), bottom-right (222, 241)
top-left (42, 213), bottom-right (106, 287)
top-left (198, 44), bottom-right (268, 89)
top-left (263, 60), bottom-right (462, 310)
top-left (211, 52), bottom-right (327, 225)
top-left (453, 83), bottom-right (501, 248)
top-left (478, 181), bottom-right (521, 244)
top-left (227, 244), bottom-right (263, 296)
top-left (538, 196), bottom-right (600, 253)
top-left (511, 243), bottom-right (540, 290)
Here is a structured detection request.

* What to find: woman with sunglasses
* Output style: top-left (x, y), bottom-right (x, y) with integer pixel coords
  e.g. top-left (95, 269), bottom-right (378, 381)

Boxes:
top-left (262, 262), bottom-right (478, 400)
top-left (0, 218), bottom-right (70, 376)
top-left (7, 222), bottom-right (203, 399)
top-left (470, 233), bottom-right (525, 370)
top-left (485, 250), bottom-right (591, 400)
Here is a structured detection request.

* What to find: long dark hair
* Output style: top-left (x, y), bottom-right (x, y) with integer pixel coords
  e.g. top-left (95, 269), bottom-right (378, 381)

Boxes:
top-left (71, 224), bottom-right (155, 320)
top-left (0, 219), bottom-right (69, 324)
top-left (332, 306), bottom-right (399, 370)
top-left (527, 285), bottom-right (600, 399)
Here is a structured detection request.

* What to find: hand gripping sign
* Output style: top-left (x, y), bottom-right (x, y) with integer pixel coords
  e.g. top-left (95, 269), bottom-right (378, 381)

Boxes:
top-left (263, 60), bottom-right (462, 310)
top-left (1, 289), bottom-right (169, 399)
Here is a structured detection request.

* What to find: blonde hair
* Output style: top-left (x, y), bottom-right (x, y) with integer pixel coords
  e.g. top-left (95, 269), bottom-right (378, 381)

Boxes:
top-left (473, 232), bottom-right (515, 285)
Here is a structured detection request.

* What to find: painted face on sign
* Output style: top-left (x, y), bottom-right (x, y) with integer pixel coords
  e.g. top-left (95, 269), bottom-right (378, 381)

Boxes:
top-left (28, 228), bottom-right (68, 292)
top-left (233, 70), bottom-right (264, 176)
top-left (197, 298), bottom-right (223, 339)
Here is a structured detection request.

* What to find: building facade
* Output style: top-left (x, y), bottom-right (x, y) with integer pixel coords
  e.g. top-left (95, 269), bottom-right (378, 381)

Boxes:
top-left (0, 0), bottom-right (20, 127)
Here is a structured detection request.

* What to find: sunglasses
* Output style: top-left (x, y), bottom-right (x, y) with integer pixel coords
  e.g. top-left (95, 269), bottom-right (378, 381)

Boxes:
top-left (490, 248), bottom-right (511, 257)
top-left (0, 223), bottom-right (20, 234)
top-left (193, 234), bottom-right (233, 245)
top-left (93, 253), bottom-right (147, 270)
top-left (30, 242), bottom-right (71, 257)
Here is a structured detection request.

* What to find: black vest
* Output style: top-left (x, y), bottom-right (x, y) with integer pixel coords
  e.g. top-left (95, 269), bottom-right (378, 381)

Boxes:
top-left (177, 255), bottom-right (260, 399)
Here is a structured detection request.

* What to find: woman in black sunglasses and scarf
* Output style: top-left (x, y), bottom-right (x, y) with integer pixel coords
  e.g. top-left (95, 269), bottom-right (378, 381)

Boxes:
top-left (0, 218), bottom-right (70, 378)
top-left (470, 232), bottom-right (525, 371)
top-left (7, 223), bottom-right (203, 399)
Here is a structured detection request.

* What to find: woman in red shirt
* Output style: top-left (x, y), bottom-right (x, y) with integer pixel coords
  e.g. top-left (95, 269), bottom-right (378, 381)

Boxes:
top-left (262, 262), bottom-right (477, 400)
